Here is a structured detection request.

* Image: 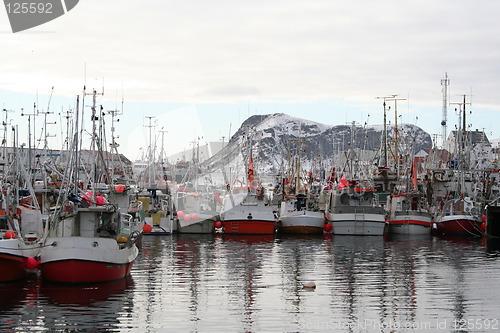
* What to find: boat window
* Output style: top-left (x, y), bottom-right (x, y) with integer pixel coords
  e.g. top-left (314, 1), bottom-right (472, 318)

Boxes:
top-left (0, 217), bottom-right (8, 230)
top-left (340, 193), bottom-right (350, 205)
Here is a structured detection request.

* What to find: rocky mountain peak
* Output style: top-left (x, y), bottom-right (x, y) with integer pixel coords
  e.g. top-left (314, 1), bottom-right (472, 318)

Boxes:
top-left (205, 113), bottom-right (433, 176)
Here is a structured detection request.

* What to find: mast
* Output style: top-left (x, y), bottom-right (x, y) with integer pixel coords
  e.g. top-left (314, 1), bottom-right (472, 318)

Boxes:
top-left (1, 108), bottom-right (14, 170)
top-left (347, 121), bottom-right (357, 178)
top-left (450, 94), bottom-right (471, 195)
top-left (20, 104), bottom-right (38, 177)
top-left (441, 72), bottom-right (449, 148)
top-left (107, 98), bottom-right (127, 185)
top-left (144, 116), bottom-right (156, 185)
top-left (73, 95), bottom-right (80, 189)
top-left (376, 95), bottom-right (397, 167)
top-left (85, 86), bottom-right (104, 187)
top-left (462, 94), bottom-right (467, 152)
top-left (247, 132), bottom-right (255, 192)
top-left (386, 96), bottom-right (406, 178)
top-left (159, 128), bottom-right (169, 189)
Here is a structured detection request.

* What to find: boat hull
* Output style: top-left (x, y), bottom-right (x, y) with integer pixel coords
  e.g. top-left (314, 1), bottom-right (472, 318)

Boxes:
top-left (388, 212), bottom-right (432, 235)
top-left (221, 219), bottom-right (276, 234)
top-left (434, 214), bottom-right (483, 236)
top-left (0, 253), bottom-right (28, 282)
top-left (177, 214), bottom-right (216, 234)
top-left (221, 204), bottom-right (277, 235)
top-left (327, 212), bottom-right (386, 236)
top-left (0, 239), bottom-right (41, 282)
top-left (40, 237), bottom-right (138, 283)
top-left (279, 211), bottom-right (325, 234)
top-left (41, 259), bottom-right (134, 284)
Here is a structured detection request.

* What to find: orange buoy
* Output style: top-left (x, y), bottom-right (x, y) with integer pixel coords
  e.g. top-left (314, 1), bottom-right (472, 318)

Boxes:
top-left (4, 230), bottom-right (15, 239)
top-left (117, 236), bottom-right (128, 243)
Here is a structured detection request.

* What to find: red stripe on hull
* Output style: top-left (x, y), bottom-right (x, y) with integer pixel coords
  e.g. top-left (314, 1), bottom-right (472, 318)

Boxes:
top-left (389, 219), bottom-right (432, 227)
top-left (221, 220), bottom-right (276, 234)
top-left (0, 254), bottom-right (27, 282)
top-left (41, 259), bottom-right (133, 284)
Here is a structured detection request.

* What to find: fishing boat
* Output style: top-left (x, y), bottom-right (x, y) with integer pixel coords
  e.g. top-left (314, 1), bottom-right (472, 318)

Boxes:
top-left (220, 146), bottom-right (277, 234)
top-left (387, 193), bottom-right (432, 235)
top-left (175, 186), bottom-right (216, 234)
top-left (326, 179), bottom-right (387, 235)
top-left (386, 159), bottom-right (432, 235)
top-left (434, 197), bottom-right (483, 236)
top-left (40, 201), bottom-right (140, 283)
top-left (277, 142), bottom-right (326, 234)
top-left (432, 95), bottom-right (484, 237)
top-left (39, 92), bottom-right (140, 284)
top-left (0, 141), bottom-right (45, 282)
top-left (0, 200), bottom-right (43, 282)
top-left (174, 143), bottom-right (217, 234)
top-left (133, 117), bottom-right (177, 235)
top-left (278, 197), bottom-right (325, 234)
top-left (220, 186), bottom-right (277, 234)
top-left (325, 122), bottom-right (387, 235)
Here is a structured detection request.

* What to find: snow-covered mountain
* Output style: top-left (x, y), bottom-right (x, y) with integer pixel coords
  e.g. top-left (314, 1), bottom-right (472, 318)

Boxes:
top-left (204, 113), bottom-right (433, 177)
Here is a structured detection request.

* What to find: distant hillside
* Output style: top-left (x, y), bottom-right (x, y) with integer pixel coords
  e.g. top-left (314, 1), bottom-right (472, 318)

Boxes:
top-left (203, 113), bottom-right (433, 176)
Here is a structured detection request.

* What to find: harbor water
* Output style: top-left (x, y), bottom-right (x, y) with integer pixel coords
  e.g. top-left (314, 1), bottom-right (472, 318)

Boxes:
top-left (2, 234), bottom-right (500, 332)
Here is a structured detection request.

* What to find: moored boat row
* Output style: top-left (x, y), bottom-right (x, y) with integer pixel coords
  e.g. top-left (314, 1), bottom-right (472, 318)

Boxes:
top-left (3, 81), bottom-right (499, 287)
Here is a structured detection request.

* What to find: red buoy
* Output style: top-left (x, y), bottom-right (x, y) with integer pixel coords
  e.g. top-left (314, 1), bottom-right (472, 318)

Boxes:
top-left (481, 222), bottom-right (486, 231)
top-left (214, 221), bottom-right (222, 229)
top-left (115, 184), bottom-right (126, 193)
top-left (177, 211), bottom-right (185, 218)
top-left (95, 195), bottom-right (106, 206)
top-left (143, 224), bottom-right (153, 233)
top-left (324, 224), bottom-right (333, 233)
top-left (26, 257), bottom-right (39, 269)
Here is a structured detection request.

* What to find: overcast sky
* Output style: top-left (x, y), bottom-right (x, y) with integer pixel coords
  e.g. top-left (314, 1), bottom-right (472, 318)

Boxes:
top-left (1, 0), bottom-right (500, 160)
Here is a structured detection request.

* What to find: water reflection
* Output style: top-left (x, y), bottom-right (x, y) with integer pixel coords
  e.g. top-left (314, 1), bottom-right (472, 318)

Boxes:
top-left (175, 233), bottom-right (216, 326)
top-left (0, 275), bottom-right (134, 332)
top-left (217, 234), bottom-right (275, 332)
top-left (0, 277), bottom-right (34, 313)
top-left (2, 234), bottom-right (500, 332)
top-left (40, 277), bottom-right (134, 331)
top-left (273, 234), bottom-right (329, 331)
top-left (40, 276), bottom-right (134, 306)
top-left (324, 236), bottom-right (388, 328)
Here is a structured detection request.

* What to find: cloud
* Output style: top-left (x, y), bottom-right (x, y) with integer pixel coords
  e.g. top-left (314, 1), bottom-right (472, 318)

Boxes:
top-left (2, 0), bottom-right (500, 155)
top-left (2, 0), bottom-right (500, 107)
